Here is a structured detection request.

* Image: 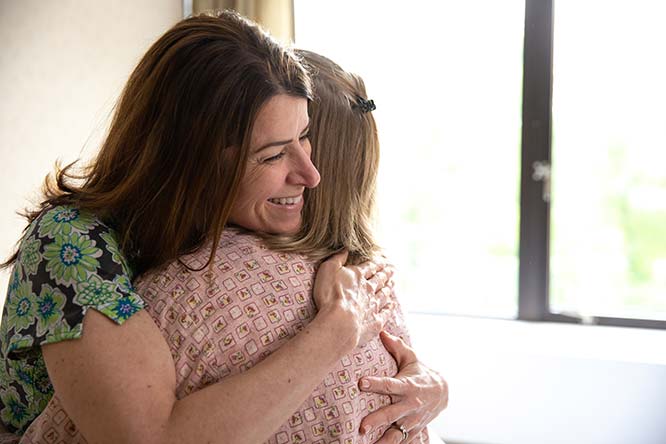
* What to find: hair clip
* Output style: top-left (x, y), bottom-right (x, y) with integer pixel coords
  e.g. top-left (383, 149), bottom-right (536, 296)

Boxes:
top-left (355, 96), bottom-right (376, 113)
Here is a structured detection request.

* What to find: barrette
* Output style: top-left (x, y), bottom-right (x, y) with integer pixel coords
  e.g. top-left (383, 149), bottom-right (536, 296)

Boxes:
top-left (355, 96), bottom-right (376, 113)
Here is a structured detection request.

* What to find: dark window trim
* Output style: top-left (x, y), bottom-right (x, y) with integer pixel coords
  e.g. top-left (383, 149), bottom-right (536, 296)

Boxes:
top-left (518, 0), bottom-right (666, 330)
top-left (518, 0), bottom-right (553, 323)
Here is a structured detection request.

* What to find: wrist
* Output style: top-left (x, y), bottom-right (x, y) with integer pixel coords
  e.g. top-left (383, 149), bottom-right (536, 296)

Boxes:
top-left (313, 304), bottom-right (358, 354)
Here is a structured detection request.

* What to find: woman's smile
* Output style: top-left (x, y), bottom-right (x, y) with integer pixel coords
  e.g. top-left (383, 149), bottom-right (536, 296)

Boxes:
top-left (267, 194), bottom-right (303, 206)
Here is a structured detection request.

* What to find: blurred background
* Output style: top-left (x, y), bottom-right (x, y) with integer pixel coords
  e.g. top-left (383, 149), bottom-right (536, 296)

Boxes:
top-left (1, 1), bottom-right (665, 443)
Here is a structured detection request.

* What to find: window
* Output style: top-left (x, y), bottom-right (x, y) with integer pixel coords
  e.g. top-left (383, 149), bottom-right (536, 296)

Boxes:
top-left (549, 0), bottom-right (666, 325)
top-left (295, 0), bottom-right (525, 318)
top-left (295, 0), bottom-right (666, 329)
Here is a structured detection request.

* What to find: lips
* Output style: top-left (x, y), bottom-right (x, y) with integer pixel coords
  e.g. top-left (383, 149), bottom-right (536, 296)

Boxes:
top-left (267, 195), bottom-right (303, 205)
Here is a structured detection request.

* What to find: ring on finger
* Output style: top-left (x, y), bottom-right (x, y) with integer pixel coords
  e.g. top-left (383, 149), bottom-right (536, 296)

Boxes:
top-left (393, 423), bottom-right (408, 442)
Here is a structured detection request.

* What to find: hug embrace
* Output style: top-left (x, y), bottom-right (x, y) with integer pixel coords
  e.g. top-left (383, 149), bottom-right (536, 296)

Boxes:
top-left (0, 10), bottom-right (448, 444)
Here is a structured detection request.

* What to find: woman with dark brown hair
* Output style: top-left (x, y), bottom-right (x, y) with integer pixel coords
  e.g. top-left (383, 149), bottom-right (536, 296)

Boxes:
top-left (0, 11), bottom-right (445, 444)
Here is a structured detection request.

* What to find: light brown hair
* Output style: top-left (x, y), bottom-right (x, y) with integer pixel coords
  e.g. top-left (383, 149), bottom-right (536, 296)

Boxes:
top-left (2, 10), bottom-right (312, 276)
top-left (264, 50), bottom-right (380, 264)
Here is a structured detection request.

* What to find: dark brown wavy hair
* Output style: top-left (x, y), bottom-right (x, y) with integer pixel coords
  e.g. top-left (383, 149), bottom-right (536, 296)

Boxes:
top-left (263, 50), bottom-right (380, 265)
top-left (2, 10), bottom-right (312, 276)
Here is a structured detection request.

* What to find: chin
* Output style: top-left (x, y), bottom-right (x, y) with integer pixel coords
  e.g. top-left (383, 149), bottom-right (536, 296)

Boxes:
top-left (266, 220), bottom-right (302, 236)
top-left (270, 226), bottom-right (300, 236)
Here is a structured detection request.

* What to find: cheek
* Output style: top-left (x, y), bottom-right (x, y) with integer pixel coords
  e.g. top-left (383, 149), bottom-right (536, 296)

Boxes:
top-left (233, 163), bottom-right (289, 214)
top-left (234, 175), bottom-right (271, 210)
top-left (253, 171), bottom-right (284, 197)
top-left (233, 190), bottom-right (260, 216)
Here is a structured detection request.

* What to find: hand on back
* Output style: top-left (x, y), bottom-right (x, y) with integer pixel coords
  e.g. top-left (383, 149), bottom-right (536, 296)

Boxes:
top-left (313, 250), bottom-right (396, 350)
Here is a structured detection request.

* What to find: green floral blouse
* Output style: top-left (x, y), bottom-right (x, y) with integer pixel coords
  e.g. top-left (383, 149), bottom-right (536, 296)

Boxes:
top-left (0, 206), bottom-right (144, 433)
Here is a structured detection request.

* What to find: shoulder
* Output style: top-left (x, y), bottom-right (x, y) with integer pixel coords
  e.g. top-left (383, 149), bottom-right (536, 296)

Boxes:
top-left (181, 228), bottom-right (308, 271)
top-left (218, 229), bottom-right (315, 278)
top-left (3, 205), bottom-right (143, 352)
top-left (137, 228), bottom-right (279, 290)
top-left (18, 205), bottom-right (131, 280)
top-left (136, 228), bottom-right (315, 306)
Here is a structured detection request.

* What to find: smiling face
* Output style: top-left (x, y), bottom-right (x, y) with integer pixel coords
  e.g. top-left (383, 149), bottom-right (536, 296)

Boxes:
top-left (228, 94), bottom-right (321, 234)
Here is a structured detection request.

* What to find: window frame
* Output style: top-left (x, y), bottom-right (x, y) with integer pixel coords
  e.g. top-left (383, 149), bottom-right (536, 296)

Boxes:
top-left (518, 0), bottom-right (666, 330)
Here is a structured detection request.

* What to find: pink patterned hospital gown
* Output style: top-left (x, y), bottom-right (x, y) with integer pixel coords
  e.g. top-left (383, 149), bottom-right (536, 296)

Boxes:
top-left (138, 229), bottom-right (428, 444)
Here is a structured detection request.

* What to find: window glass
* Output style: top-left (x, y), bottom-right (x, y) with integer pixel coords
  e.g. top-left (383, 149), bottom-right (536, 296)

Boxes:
top-left (551, 1), bottom-right (666, 320)
top-left (295, 0), bottom-right (525, 317)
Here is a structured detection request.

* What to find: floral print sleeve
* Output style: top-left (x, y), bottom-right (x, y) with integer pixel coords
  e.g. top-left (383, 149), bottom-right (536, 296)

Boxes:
top-left (0, 206), bottom-right (144, 433)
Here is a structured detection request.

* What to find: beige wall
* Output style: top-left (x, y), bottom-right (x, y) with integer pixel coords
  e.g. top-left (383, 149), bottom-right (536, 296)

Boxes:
top-left (0, 0), bottom-right (183, 307)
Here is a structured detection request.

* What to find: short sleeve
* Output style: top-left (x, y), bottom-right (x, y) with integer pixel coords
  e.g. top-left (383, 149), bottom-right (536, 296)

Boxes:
top-left (0, 205), bottom-right (144, 432)
top-left (2, 206), bottom-right (144, 353)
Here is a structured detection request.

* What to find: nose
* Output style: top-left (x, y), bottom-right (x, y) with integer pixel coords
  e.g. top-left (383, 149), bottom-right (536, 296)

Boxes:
top-left (289, 139), bottom-right (320, 188)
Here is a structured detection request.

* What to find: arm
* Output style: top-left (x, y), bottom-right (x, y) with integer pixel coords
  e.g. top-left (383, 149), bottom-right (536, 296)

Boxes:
top-left (42, 251), bottom-right (395, 444)
top-left (359, 332), bottom-right (449, 444)
top-left (355, 272), bottom-right (448, 444)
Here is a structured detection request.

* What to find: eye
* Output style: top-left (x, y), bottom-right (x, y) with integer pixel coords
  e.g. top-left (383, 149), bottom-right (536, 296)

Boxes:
top-left (262, 151), bottom-right (286, 163)
top-left (299, 131), bottom-right (310, 141)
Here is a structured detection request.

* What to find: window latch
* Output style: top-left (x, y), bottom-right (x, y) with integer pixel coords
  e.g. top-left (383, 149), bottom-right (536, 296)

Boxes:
top-left (532, 160), bottom-right (551, 203)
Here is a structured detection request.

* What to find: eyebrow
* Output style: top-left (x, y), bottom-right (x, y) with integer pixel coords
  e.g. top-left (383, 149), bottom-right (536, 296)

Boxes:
top-left (252, 124), bottom-right (310, 154)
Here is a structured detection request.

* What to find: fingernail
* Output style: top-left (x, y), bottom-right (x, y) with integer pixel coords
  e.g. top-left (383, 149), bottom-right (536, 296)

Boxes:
top-left (360, 379), bottom-right (370, 389)
top-left (360, 424), bottom-right (372, 435)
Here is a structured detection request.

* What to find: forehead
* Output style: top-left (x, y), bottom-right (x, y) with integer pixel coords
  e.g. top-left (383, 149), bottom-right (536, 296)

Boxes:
top-left (250, 94), bottom-right (309, 149)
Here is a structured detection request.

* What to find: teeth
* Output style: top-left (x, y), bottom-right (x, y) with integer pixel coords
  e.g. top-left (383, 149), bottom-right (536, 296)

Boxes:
top-left (269, 195), bottom-right (302, 205)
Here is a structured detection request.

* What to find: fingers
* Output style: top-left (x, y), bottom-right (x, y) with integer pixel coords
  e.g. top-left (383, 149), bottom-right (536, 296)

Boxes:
top-left (321, 249), bottom-right (349, 269)
top-left (374, 426), bottom-right (406, 444)
top-left (380, 331), bottom-right (418, 366)
top-left (374, 304), bottom-right (395, 329)
top-left (382, 261), bottom-right (397, 278)
top-left (359, 403), bottom-right (408, 437)
top-left (372, 252), bottom-right (389, 263)
top-left (357, 257), bottom-right (387, 279)
top-left (358, 307), bottom-right (393, 346)
top-left (366, 269), bottom-right (384, 292)
top-left (366, 272), bottom-right (385, 296)
top-left (405, 428), bottom-right (426, 444)
top-left (360, 262), bottom-right (380, 280)
top-left (359, 375), bottom-right (407, 396)
top-left (376, 425), bottom-right (423, 444)
top-left (375, 285), bottom-right (394, 306)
